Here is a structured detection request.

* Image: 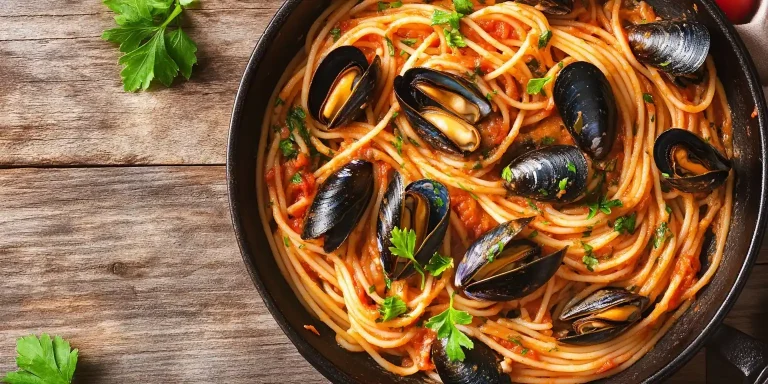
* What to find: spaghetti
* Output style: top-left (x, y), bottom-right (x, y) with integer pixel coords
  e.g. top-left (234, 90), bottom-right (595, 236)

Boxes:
top-left (256, 0), bottom-right (734, 382)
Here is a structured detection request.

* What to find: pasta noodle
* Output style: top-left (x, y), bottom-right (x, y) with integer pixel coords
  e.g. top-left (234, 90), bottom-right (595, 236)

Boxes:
top-left (255, 0), bottom-right (733, 382)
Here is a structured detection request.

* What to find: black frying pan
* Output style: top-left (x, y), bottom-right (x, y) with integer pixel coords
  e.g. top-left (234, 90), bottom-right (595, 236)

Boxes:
top-left (227, 1), bottom-right (768, 382)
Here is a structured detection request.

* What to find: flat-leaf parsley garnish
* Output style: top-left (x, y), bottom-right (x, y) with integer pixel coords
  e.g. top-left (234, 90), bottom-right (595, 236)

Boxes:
top-left (425, 294), bottom-right (474, 361)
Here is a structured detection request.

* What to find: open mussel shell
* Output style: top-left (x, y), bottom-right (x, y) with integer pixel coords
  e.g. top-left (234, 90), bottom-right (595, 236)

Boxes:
top-left (513, 0), bottom-right (573, 15)
top-left (308, 46), bottom-right (381, 129)
top-left (301, 160), bottom-right (374, 252)
top-left (653, 128), bottom-right (731, 193)
top-left (377, 173), bottom-right (450, 280)
top-left (502, 145), bottom-right (588, 203)
top-left (627, 21), bottom-right (710, 76)
top-left (394, 67), bottom-right (491, 156)
top-left (557, 288), bottom-right (650, 345)
top-left (455, 218), bottom-right (567, 302)
top-left (432, 337), bottom-right (511, 384)
top-left (554, 61), bottom-right (618, 160)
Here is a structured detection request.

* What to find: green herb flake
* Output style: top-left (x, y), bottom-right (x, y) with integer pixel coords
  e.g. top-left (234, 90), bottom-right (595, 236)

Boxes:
top-left (643, 93), bottom-right (655, 104)
top-left (401, 38), bottom-right (418, 46)
top-left (541, 136), bottom-right (556, 145)
top-left (501, 166), bottom-right (513, 183)
top-left (425, 252), bottom-right (454, 277)
top-left (369, 284), bottom-right (376, 293)
top-left (330, 27), bottom-right (342, 42)
top-left (289, 173), bottom-right (302, 184)
top-left (528, 230), bottom-right (539, 239)
top-left (444, 28), bottom-right (467, 48)
top-left (279, 139), bottom-right (297, 158)
top-left (653, 222), bottom-right (672, 249)
top-left (274, 97), bottom-right (285, 107)
top-left (527, 76), bottom-right (552, 95)
top-left (385, 37), bottom-right (395, 56)
top-left (567, 161), bottom-right (577, 173)
top-left (431, 10), bottom-right (462, 30)
top-left (558, 177), bottom-right (569, 191)
top-left (614, 212), bottom-right (637, 235)
top-left (453, 0), bottom-right (474, 14)
top-left (378, 296), bottom-right (407, 321)
top-left (538, 30), bottom-right (552, 49)
top-left (393, 135), bottom-right (403, 155)
top-left (283, 236), bottom-right (291, 247)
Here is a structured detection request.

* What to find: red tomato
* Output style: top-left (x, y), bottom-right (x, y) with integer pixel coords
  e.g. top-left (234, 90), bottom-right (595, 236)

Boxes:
top-left (714, 0), bottom-right (758, 23)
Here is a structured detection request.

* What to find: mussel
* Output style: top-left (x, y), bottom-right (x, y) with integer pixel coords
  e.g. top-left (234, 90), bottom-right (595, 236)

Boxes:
top-left (653, 128), bottom-right (731, 193)
top-left (513, 0), bottom-right (573, 15)
top-left (554, 61), bottom-right (618, 160)
top-left (627, 21), bottom-right (710, 77)
top-left (377, 172), bottom-right (450, 280)
top-left (432, 337), bottom-right (512, 384)
top-left (302, 160), bottom-right (374, 252)
top-left (557, 288), bottom-right (649, 345)
top-left (394, 67), bottom-right (492, 156)
top-left (455, 218), bottom-right (568, 301)
top-left (502, 145), bottom-right (588, 203)
top-left (308, 46), bottom-right (381, 129)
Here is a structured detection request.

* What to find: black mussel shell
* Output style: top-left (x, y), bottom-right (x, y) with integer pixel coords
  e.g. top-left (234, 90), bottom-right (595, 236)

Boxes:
top-left (432, 337), bottom-right (512, 384)
top-left (554, 61), bottom-right (618, 160)
top-left (394, 68), bottom-right (491, 156)
top-left (302, 160), bottom-right (374, 252)
top-left (514, 0), bottom-right (573, 15)
top-left (308, 46), bottom-right (381, 129)
top-left (627, 21), bottom-right (710, 76)
top-left (502, 145), bottom-right (588, 203)
top-left (653, 128), bottom-right (731, 193)
top-left (377, 173), bottom-right (450, 280)
top-left (557, 288), bottom-right (649, 345)
top-left (455, 218), bottom-right (567, 301)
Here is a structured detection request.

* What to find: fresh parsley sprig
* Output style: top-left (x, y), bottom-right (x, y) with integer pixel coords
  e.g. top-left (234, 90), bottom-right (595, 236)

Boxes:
top-left (614, 213), bottom-right (637, 235)
top-left (581, 242), bottom-right (599, 272)
top-left (389, 227), bottom-right (427, 288)
top-left (378, 296), bottom-right (408, 322)
top-left (425, 294), bottom-right (474, 361)
top-left (587, 195), bottom-right (623, 219)
top-left (2, 334), bottom-right (78, 384)
top-left (425, 252), bottom-right (453, 277)
top-left (102, 0), bottom-right (199, 92)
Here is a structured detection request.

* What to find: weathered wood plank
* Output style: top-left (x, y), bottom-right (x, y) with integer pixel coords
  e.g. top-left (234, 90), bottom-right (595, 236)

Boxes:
top-left (0, 0), bottom-right (285, 17)
top-left (0, 5), bottom-right (281, 166)
top-left (0, 166), bottom-right (763, 383)
top-left (0, 166), bottom-right (324, 383)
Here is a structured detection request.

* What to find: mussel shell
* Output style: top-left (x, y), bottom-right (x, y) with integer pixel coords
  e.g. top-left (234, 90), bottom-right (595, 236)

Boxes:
top-left (653, 128), bottom-right (731, 193)
top-left (377, 174), bottom-right (450, 280)
top-left (554, 62), bottom-right (618, 160)
top-left (301, 160), bottom-right (374, 252)
top-left (308, 46), bottom-right (381, 129)
top-left (432, 337), bottom-right (511, 384)
top-left (502, 145), bottom-right (588, 203)
top-left (556, 323), bottom-right (632, 346)
top-left (514, 0), bottom-right (573, 15)
top-left (627, 21), bottom-right (710, 76)
top-left (394, 68), bottom-right (491, 155)
top-left (455, 218), bottom-right (568, 301)
top-left (559, 288), bottom-right (649, 321)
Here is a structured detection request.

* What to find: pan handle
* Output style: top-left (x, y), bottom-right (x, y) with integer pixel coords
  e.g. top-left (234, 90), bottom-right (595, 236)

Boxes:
top-left (733, 0), bottom-right (768, 85)
top-left (706, 324), bottom-right (768, 383)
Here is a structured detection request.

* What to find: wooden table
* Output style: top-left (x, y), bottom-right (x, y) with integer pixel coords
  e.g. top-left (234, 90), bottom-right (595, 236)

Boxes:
top-left (0, 1), bottom-right (766, 382)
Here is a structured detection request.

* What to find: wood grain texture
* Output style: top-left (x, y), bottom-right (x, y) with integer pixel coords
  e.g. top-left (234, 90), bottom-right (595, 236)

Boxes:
top-left (0, 166), bottom-right (764, 383)
top-left (0, 1), bottom-right (283, 166)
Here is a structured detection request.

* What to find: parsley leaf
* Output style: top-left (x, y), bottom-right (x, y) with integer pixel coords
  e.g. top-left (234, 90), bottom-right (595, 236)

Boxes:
top-left (581, 242), bottom-right (598, 272)
top-left (330, 27), bottom-right (342, 42)
top-left (558, 178), bottom-right (568, 191)
top-left (378, 296), bottom-right (408, 321)
top-left (289, 173), bottom-right (302, 184)
top-left (385, 37), bottom-right (395, 56)
top-left (2, 334), bottom-right (78, 384)
top-left (102, 0), bottom-right (199, 91)
top-left (501, 166), bottom-right (513, 183)
top-left (587, 195), bottom-right (622, 219)
top-left (389, 227), bottom-right (426, 288)
top-left (391, 0), bottom-right (403, 7)
top-left (393, 135), bottom-right (403, 155)
top-left (527, 76), bottom-right (552, 95)
top-left (431, 10), bottom-right (462, 30)
top-left (453, 0), bottom-right (474, 14)
top-left (279, 139), bottom-right (297, 158)
top-left (538, 30), bottom-right (552, 48)
top-left (567, 161), bottom-right (576, 173)
top-left (541, 136), bottom-right (555, 145)
top-left (444, 28), bottom-right (467, 48)
top-left (401, 38), bottom-right (418, 46)
top-left (614, 212), bottom-right (637, 235)
top-left (643, 93), bottom-right (655, 104)
top-left (425, 252), bottom-right (453, 277)
top-left (653, 221), bottom-right (672, 248)
top-left (425, 294), bottom-right (474, 361)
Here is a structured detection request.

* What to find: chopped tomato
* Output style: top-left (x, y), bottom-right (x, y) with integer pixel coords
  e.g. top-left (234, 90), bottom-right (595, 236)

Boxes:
top-left (339, 19), bottom-right (358, 33)
top-left (597, 359), bottom-right (617, 374)
top-left (304, 324), bottom-right (320, 336)
top-left (451, 188), bottom-right (495, 240)
top-left (522, 298), bottom-right (552, 324)
top-left (476, 19), bottom-right (514, 40)
top-left (477, 114), bottom-right (508, 148)
top-left (668, 252), bottom-right (700, 308)
top-left (409, 328), bottom-right (437, 371)
top-left (265, 167), bottom-right (276, 183)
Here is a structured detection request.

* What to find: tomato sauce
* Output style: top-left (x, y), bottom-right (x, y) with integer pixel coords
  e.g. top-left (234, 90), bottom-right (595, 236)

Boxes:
top-left (451, 188), bottom-right (496, 240)
top-left (409, 328), bottom-right (437, 371)
top-left (668, 252), bottom-right (701, 308)
top-left (596, 359), bottom-right (617, 374)
top-left (477, 114), bottom-right (508, 148)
